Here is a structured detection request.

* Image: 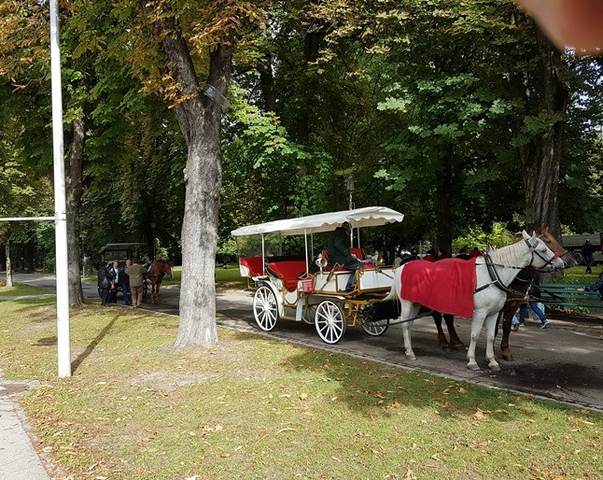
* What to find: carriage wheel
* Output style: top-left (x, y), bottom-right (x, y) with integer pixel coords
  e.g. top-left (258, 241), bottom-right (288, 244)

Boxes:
top-left (253, 285), bottom-right (279, 332)
top-left (314, 300), bottom-right (346, 344)
top-left (360, 318), bottom-right (389, 336)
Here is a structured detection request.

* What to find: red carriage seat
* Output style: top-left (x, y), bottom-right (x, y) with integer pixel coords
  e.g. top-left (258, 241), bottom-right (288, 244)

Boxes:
top-left (349, 247), bottom-right (365, 260)
top-left (266, 261), bottom-right (307, 291)
top-left (239, 256), bottom-right (264, 277)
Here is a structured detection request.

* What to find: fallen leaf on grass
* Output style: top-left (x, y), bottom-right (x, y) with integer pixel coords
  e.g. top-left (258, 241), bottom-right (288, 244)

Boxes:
top-left (473, 410), bottom-right (488, 421)
top-left (405, 468), bottom-right (417, 480)
top-left (276, 427), bottom-right (297, 434)
top-left (569, 416), bottom-right (594, 426)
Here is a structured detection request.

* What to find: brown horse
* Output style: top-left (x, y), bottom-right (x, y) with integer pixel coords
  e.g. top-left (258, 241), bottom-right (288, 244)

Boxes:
top-left (146, 260), bottom-right (173, 304)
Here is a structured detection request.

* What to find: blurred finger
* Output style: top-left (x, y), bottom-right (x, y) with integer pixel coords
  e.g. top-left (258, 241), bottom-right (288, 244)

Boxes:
top-left (518, 0), bottom-right (603, 54)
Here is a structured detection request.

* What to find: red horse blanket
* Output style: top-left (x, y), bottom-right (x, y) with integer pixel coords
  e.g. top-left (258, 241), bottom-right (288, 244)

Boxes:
top-left (401, 258), bottom-right (477, 318)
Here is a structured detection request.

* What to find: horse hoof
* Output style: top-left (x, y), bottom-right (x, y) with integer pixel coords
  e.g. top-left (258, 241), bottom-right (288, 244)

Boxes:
top-left (489, 362), bottom-right (501, 372)
top-left (406, 353), bottom-right (416, 361)
top-left (501, 351), bottom-right (513, 361)
top-left (466, 362), bottom-right (480, 371)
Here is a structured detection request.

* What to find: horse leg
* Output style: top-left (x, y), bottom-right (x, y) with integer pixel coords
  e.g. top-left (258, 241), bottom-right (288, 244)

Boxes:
top-left (444, 314), bottom-right (464, 349)
top-left (500, 303), bottom-right (515, 361)
top-left (155, 280), bottom-right (162, 302)
top-left (400, 301), bottom-right (420, 360)
top-left (432, 311), bottom-right (449, 349)
top-left (485, 313), bottom-right (502, 371)
top-left (467, 311), bottom-right (487, 370)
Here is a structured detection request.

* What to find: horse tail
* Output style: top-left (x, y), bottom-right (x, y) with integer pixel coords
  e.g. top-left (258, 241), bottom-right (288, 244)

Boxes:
top-left (383, 266), bottom-right (403, 303)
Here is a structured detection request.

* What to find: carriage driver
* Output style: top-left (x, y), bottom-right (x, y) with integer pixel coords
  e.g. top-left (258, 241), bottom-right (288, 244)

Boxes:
top-left (327, 222), bottom-right (362, 292)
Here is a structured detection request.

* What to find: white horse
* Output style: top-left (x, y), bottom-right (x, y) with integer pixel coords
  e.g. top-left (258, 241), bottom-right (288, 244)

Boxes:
top-left (386, 231), bottom-right (565, 371)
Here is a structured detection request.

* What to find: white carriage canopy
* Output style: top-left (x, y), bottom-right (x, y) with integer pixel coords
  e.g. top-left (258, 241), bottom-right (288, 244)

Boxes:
top-left (231, 206), bottom-right (404, 237)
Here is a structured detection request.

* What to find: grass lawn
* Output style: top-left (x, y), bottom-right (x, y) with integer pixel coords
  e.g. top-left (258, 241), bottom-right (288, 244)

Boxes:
top-left (164, 265), bottom-right (247, 288)
top-left (83, 265), bottom-right (246, 288)
top-left (561, 265), bottom-right (602, 285)
top-left (0, 288), bottom-right (601, 479)
top-left (0, 282), bottom-right (52, 298)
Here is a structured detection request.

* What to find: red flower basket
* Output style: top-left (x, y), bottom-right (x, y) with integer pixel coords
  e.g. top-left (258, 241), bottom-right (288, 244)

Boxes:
top-left (299, 276), bottom-right (315, 293)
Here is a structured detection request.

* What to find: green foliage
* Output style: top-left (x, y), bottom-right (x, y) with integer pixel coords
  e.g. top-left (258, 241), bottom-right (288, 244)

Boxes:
top-left (452, 222), bottom-right (516, 251)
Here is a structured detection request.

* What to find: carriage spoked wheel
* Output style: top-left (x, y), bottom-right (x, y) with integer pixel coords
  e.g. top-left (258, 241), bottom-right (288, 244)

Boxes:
top-left (314, 300), bottom-right (346, 344)
top-left (253, 285), bottom-right (279, 332)
top-left (360, 318), bottom-right (389, 336)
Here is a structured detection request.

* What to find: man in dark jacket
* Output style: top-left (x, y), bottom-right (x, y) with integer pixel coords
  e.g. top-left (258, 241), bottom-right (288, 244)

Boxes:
top-left (97, 263), bottom-right (112, 306)
top-left (581, 240), bottom-right (596, 273)
top-left (327, 222), bottom-right (360, 291)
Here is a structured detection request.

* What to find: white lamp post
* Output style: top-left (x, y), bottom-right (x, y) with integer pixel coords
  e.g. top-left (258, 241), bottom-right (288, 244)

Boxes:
top-left (50, 0), bottom-right (71, 378)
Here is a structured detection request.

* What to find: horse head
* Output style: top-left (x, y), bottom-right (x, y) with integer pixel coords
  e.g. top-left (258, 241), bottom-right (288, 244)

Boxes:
top-left (535, 225), bottom-right (577, 267)
top-left (521, 230), bottom-right (565, 271)
top-left (155, 259), bottom-right (173, 279)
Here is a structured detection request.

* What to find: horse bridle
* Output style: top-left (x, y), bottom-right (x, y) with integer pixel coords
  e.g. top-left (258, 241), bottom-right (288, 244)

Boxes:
top-left (524, 238), bottom-right (561, 270)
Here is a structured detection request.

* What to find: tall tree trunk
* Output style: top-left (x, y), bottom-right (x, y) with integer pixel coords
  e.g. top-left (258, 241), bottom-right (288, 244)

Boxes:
top-left (155, 17), bottom-right (233, 347)
top-left (5, 237), bottom-right (13, 287)
top-left (435, 159), bottom-right (455, 257)
top-left (66, 117), bottom-right (85, 306)
top-left (296, 29), bottom-right (323, 143)
top-left (259, 53), bottom-right (276, 113)
top-left (523, 31), bottom-right (568, 238)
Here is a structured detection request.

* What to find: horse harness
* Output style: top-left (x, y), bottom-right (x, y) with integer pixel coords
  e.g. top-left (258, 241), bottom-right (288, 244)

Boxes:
top-left (474, 238), bottom-right (561, 296)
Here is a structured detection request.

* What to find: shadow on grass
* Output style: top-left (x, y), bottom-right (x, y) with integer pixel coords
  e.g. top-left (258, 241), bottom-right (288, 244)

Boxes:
top-left (226, 328), bottom-right (582, 423)
top-left (71, 314), bottom-right (120, 373)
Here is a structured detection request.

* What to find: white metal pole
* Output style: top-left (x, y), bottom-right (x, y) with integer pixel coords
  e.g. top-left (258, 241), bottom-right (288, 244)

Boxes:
top-left (50, 0), bottom-right (71, 378)
top-left (261, 234), bottom-right (265, 274)
top-left (304, 230), bottom-right (309, 274)
top-left (0, 217), bottom-right (54, 222)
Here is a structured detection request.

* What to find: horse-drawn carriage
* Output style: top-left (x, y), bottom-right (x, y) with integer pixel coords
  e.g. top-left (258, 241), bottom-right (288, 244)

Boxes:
top-left (232, 207), bottom-right (404, 344)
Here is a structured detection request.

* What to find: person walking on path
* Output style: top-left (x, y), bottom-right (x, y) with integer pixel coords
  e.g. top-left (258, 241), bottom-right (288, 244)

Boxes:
top-left (126, 259), bottom-right (146, 308)
top-left (581, 240), bottom-right (596, 274)
top-left (512, 276), bottom-right (550, 330)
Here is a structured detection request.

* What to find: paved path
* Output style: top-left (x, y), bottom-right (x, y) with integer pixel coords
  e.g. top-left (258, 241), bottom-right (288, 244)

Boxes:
top-left (0, 377), bottom-right (50, 480)
top-left (11, 273), bottom-right (603, 411)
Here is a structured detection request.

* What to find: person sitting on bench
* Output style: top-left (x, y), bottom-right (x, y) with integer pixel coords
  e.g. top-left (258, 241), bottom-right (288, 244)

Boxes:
top-left (327, 222), bottom-right (360, 292)
top-left (582, 271), bottom-right (603, 300)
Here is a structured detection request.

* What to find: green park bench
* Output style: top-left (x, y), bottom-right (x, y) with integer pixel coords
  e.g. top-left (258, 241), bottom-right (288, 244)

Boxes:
top-left (540, 283), bottom-right (603, 314)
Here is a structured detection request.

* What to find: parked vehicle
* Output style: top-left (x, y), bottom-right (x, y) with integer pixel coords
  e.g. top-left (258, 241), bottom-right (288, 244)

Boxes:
top-left (561, 233), bottom-right (602, 264)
